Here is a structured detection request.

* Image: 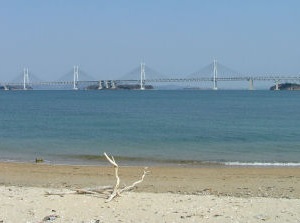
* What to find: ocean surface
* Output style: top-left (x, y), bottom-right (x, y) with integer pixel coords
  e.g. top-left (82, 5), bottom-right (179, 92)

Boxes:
top-left (0, 90), bottom-right (300, 166)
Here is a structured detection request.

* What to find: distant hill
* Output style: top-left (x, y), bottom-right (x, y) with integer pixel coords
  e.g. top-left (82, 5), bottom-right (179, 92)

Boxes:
top-left (270, 83), bottom-right (300, 90)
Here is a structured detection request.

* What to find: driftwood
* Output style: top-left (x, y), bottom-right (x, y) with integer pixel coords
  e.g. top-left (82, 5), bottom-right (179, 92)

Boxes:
top-left (104, 152), bottom-right (149, 201)
top-left (45, 152), bottom-right (149, 202)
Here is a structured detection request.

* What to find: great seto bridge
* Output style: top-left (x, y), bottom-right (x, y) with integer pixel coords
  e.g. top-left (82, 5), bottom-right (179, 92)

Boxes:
top-left (1, 61), bottom-right (300, 90)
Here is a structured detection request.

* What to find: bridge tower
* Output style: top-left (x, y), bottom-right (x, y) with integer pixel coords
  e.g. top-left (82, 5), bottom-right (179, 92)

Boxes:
top-left (23, 68), bottom-right (29, 90)
top-left (140, 62), bottom-right (146, 90)
top-left (73, 65), bottom-right (79, 90)
top-left (213, 59), bottom-right (218, 90)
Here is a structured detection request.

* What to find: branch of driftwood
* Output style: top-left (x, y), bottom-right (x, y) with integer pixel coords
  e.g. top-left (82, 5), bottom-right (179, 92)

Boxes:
top-left (45, 152), bottom-right (149, 202)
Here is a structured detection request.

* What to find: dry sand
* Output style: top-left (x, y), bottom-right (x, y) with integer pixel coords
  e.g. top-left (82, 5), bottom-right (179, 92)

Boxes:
top-left (0, 162), bottom-right (300, 222)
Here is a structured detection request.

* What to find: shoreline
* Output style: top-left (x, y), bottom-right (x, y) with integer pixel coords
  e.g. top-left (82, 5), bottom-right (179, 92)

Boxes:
top-left (2, 156), bottom-right (300, 167)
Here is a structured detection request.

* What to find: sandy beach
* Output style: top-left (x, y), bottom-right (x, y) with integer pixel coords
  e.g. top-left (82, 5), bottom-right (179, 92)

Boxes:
top-left (1, 162), bottom-right (300, 222)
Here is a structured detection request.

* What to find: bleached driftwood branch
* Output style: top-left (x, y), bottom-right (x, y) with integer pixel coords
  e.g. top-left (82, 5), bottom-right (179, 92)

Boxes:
top-left (104, 152), bottom-right (121, 202)
top-left (104, 152), bottom-right (149, 202)
top-left (45, 186), bottom-right (113, 197)
top-left (120, 168), bottom-right (148, 193)
top-left (45, 152), bottom-right (149, 202)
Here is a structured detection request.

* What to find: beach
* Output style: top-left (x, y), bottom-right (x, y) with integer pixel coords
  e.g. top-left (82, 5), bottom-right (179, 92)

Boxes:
top-left (1, 162), bottom-right (300, 222)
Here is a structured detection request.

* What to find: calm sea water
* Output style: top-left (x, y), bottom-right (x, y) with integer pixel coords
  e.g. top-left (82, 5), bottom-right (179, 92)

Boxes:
top-left (0, 90), bottom-right (300, 166)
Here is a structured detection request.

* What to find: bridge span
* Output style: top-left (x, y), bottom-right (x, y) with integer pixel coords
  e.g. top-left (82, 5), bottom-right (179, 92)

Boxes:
top-left (1, 61), bottom-right (300, 90)
top-left (1, 76), bottom-right (300, 91)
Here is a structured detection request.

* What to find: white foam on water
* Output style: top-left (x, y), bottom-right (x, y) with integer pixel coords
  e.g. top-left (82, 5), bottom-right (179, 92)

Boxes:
top-left (225, 162), bottom-right (300, 167)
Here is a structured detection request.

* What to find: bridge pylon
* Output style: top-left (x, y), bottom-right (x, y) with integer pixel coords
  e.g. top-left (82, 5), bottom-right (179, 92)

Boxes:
top-left (23, 68), bottom-right (29, 90)
top-left (140, 62), bottom-right (146, 90)
top-left (213, 59), bottom-right (218, 90)
top-left (73, 66), bottom-right (79, 90)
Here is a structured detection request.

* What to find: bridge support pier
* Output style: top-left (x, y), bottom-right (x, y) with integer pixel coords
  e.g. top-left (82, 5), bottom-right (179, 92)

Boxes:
top-left (105, 81), bottom-right (110, 89)
top-left (275, 80), bottom-right (280, 90)
top-left (98, 80), bottom-right (103, 90)
top-left (111, 81), bottom-right (116, 89)
top-left (248, 78), bottom-right (254, 90)
top-left (212, 81), bottom-right (218, 90)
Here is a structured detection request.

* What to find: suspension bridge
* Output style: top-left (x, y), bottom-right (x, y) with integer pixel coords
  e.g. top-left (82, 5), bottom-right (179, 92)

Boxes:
top-left (1, 61), bottom-right (299, 90)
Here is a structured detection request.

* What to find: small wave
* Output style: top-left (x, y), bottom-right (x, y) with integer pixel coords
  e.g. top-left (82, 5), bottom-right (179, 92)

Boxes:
top-left (225, 162), bottom-right (300, 167)
top-left (62, 154), bottom-right (222, 166)
top-left (31, 154), bottom-right (300, 167)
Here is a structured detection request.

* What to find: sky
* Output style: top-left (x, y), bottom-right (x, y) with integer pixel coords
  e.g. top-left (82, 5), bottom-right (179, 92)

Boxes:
top-left (0, 0), bottom-right (300, 82)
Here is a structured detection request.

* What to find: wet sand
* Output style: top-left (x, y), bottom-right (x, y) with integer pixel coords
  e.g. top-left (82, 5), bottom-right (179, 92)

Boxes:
top-left (1, 162), bottom-right (300, 198)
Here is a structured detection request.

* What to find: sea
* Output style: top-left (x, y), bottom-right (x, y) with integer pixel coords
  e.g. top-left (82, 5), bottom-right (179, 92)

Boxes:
top-left (0, 90), bottom-right (300, 166)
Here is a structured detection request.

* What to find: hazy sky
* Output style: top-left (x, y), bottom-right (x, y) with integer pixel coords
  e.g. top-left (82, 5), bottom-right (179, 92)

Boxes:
top-left (0, 0), bottom-right (299, 81)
